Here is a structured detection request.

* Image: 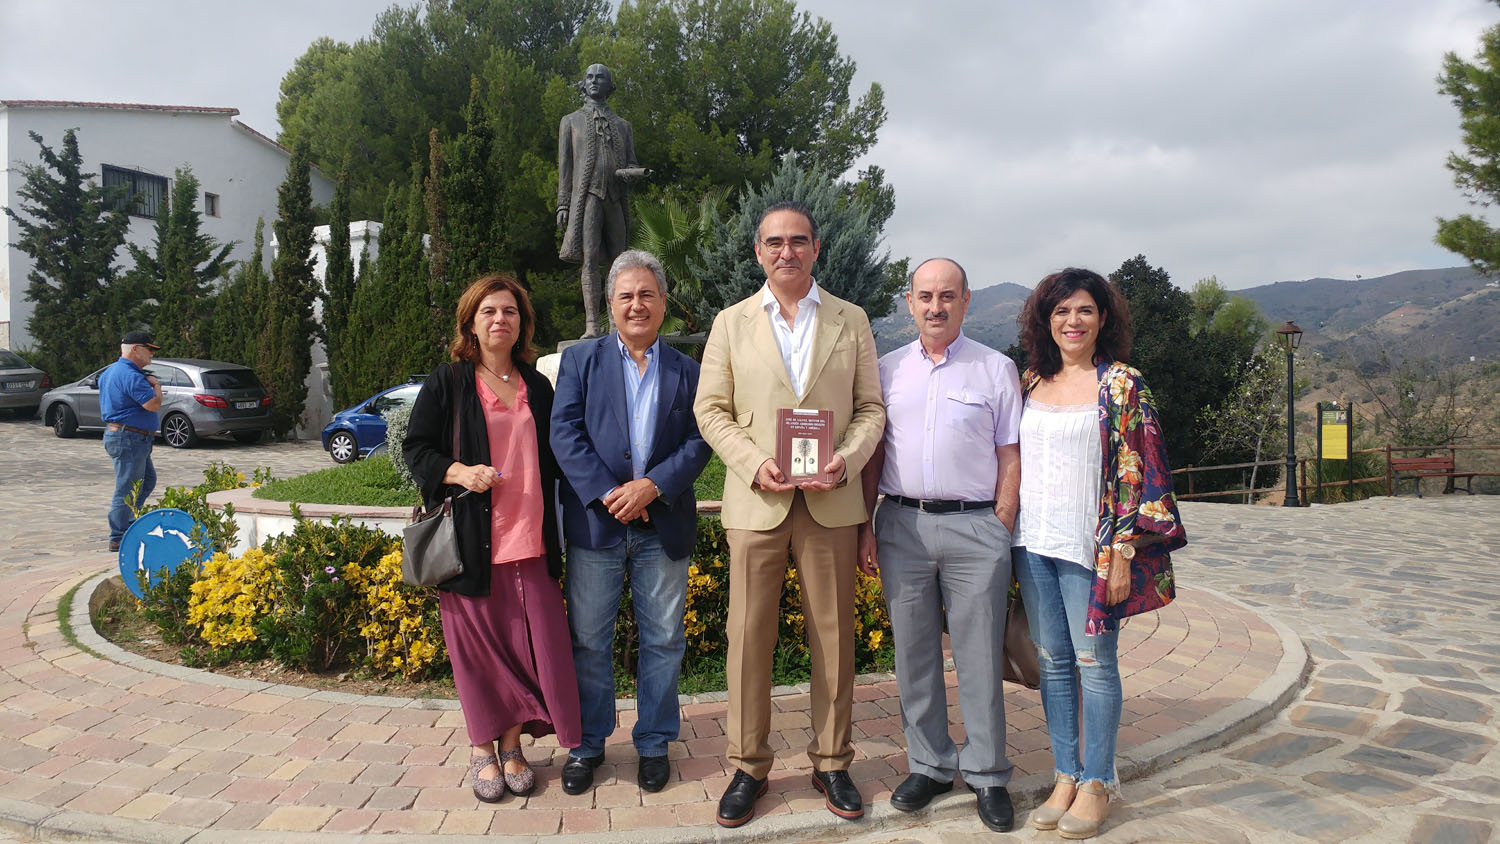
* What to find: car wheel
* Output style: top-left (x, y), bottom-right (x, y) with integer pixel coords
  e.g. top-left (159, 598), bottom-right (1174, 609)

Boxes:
top-left (49, 404), bottom-right (77, 438)
top-left (231, 430), bottom-right (263, 444)
top-left (162, 412), bottom-right (198, 448)
top-left (328, 431), bottom-right (358, 464)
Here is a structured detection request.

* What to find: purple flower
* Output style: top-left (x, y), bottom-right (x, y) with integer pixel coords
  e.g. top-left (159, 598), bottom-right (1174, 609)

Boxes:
top-left (331, 577), bottom-right (340, 582)
top-left (324, 566), bottom-right (336, 574)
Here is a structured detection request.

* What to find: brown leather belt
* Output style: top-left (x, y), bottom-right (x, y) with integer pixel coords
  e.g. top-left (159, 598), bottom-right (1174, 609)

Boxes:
top-left (106, 423), bottom-right (154, 437)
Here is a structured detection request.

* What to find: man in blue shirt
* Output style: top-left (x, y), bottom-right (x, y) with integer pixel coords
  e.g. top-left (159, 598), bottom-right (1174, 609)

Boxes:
top-left (550, 250), bottom-right (712, 795)
top-left (100, 331), bottom-right (162, 551)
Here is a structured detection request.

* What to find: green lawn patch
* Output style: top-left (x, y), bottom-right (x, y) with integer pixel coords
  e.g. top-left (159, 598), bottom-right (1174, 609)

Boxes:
top-left (253, 456), bottom-right (421, 507)
top-left (694, 453), bottom-right (726, 501)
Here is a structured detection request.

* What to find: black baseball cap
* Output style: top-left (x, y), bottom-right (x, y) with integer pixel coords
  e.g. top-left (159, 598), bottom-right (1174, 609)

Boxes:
top-left (121, 330), bottom-right (161, 350)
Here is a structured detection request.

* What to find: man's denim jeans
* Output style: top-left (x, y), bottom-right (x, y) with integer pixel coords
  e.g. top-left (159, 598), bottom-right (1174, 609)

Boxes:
top-left (104, 429), bottom-right (156, 543)
top-left (565, 526), bottom-right (689, 759)
top-left (1013, 547), bottom-right (1122, 787)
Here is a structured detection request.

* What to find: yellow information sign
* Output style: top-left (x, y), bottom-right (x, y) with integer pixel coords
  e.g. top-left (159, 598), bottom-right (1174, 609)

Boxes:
top-left (1320, 407), bottom-right (1348, 460)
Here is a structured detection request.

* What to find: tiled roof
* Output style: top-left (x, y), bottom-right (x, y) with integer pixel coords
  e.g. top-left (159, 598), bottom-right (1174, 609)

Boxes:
top-left (0, 100), bottom-right (239, 115)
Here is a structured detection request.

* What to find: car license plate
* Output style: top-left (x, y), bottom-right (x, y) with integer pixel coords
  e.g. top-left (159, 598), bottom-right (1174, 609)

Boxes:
top-left (235, 400), bottom-right (258, 409)
top-left (2, 381), bottom-right (32, 391)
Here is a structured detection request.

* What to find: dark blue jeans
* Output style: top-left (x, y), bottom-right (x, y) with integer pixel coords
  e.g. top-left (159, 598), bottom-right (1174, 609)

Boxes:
top-left (104, 429), bottom-right (156, 542)
top-left (565, 526), bottom-right (689, 759)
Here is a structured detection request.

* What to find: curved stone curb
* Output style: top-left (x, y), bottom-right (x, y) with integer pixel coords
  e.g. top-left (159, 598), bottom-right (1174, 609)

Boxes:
top-left (0, 575), bottom-right (1307, 844)
top-left (1118, 585), bottom-right (1310, 779)
top-left (67, 570), bottom-right (890, 711)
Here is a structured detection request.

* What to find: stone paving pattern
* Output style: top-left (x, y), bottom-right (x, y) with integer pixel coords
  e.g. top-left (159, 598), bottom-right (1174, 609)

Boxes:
top-left (4, 420), bottom-right (1495, 842)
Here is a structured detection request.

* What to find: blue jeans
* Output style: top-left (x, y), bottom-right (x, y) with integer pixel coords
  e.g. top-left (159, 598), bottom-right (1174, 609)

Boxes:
top-left (1013, 547), bottom-right (1121, 787)
top-left (565, 526), bottom-right (689, 759)
top-left (104, 429), bottom-right (156, 543)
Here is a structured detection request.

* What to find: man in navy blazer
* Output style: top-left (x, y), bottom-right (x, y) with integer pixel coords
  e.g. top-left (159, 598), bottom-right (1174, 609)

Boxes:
top-left (550, 249), bottom-right (712, 795)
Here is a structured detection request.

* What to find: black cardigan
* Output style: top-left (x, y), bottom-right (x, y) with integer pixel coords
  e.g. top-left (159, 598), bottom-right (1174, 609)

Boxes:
top-left (402, 360), bottom-right (563, 595)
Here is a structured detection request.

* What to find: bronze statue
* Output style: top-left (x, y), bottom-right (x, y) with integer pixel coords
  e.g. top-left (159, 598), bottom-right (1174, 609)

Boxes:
top-left (556, 64), bottom-right (648, 338)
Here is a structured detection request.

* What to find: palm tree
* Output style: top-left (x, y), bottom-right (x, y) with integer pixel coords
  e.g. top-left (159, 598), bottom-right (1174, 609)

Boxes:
top-left (630, 188), bottom-right (729, 335)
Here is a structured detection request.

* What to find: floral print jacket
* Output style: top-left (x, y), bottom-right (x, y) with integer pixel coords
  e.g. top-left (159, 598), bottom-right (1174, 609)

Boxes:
top-left (1022, 360), bottom-right (1187, 635)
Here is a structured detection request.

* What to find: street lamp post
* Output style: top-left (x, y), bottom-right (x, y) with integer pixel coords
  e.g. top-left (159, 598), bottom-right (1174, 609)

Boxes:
top-left (1277, 320), bottom-right (1304, 507)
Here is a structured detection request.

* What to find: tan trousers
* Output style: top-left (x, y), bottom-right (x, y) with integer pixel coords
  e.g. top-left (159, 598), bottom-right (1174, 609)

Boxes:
top-left (724, 491), bottom-right (857, 779)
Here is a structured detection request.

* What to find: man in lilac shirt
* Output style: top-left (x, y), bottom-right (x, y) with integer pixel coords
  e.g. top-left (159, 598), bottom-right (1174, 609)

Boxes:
top-left (858, 257), bottom-right (1022, 832)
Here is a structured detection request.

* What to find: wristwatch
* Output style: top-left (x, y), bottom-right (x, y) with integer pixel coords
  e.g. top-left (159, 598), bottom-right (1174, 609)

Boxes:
top-left (1113, 542), bottom-right (1136, 561)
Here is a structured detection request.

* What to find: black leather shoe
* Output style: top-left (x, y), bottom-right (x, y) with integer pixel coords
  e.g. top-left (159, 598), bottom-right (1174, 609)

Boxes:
top-left (560, 753), bottom-right (603, 795)
top-left (638, 755), bottom-right (670, 792)
top-left (716, 769), bottom-right (767, 828)
top-left (811, 769), bottom-right (864, 819)
top-left (969, 784), bottom-right (1015, 832)
top-left (108, 540), bottom-right (120, 552)
top-left (889, 772), bottom-right (953, 812)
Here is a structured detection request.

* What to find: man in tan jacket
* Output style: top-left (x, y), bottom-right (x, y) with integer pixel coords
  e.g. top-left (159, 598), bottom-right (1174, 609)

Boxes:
top-left (694, 201), bottom-right (885, 828)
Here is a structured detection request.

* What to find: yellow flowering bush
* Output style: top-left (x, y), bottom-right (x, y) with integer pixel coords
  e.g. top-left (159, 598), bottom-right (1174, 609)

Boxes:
top-left (343, 548), bottom-right (447, 680)
top-left (187, 548), bottom-right (276, 647)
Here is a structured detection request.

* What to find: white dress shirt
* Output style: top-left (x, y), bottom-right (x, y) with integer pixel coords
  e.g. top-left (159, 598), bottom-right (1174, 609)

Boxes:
top-left (760, 281), bottom-right (821, 399)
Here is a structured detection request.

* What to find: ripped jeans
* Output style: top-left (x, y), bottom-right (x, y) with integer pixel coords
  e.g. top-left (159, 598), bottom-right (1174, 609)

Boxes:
top-left (1012, 547), bottom-right (1121, 788)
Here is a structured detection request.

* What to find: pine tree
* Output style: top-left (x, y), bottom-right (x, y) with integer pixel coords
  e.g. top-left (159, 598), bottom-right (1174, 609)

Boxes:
top-left (322, 167), bottom-right (357, 407)
top-left (2, 130), bottom-right (132, 382)
top-left (261, 140), bottom-right (320, 438)
top-left (689, 157), bottom-right (898, 329)
top-left (127, 167), bottom-right (235, 358)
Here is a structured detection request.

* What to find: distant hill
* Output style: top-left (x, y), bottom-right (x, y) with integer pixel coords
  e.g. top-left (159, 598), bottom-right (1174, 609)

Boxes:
top-left (872, 267), bottom-right (1500, 363)
top-left (872, 282), bottom-right (1031, 355)
top-left (1237, 267), bottom-right (1500, 363)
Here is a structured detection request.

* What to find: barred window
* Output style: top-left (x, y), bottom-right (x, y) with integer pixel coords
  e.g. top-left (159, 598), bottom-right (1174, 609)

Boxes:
top-left (102, 165), bottom-right (168, 218)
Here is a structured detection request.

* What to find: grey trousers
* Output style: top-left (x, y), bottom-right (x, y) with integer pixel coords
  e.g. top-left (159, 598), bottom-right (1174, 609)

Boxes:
top-left (874, 501), bottom-right (1015, 787)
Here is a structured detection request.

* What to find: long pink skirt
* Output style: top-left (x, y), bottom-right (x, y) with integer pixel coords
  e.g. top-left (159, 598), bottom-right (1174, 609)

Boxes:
top-left (438, 556), bottom-right (581, 747)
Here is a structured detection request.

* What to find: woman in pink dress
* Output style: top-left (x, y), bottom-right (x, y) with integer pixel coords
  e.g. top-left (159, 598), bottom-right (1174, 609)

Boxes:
top-left (403, 274), bottom-right (581, 802)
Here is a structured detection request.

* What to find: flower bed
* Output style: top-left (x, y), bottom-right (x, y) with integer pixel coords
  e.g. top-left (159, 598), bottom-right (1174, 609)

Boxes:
top-left (124, 463), bottom-right (892, 692)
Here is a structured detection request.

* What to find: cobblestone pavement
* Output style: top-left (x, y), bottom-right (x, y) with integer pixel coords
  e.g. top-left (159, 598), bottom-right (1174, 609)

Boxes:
top-left (5, 418), bottom-right (1481, 842)
top-left (828, 494), bottom-right (1500, 844)
top-left (0, 416), bottom-right (332, 572)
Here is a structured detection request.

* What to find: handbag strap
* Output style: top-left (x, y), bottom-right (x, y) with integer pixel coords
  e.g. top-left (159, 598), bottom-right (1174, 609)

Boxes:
top-left (445, 363), bottom-right (462, 499)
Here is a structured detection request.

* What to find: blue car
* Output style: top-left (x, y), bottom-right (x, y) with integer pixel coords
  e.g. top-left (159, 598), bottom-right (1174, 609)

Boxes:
top-left (321, 380), bottom-right (424, 463)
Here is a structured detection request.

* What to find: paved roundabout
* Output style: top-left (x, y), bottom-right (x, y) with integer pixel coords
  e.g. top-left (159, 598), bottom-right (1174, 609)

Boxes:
top-left (1, 419), bottom-right (1495, 842)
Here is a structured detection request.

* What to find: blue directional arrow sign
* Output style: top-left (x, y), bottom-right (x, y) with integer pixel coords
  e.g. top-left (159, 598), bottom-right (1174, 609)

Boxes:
top-left (118, 508), bottom-right (211, 598)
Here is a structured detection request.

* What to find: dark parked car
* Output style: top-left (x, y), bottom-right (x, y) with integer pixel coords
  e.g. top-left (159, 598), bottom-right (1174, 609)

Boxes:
top-left (0, 350), bottom-right (50, 418)
top-left (40, 358), bottom-right (272, 447)
top-left (321, 379), bottom-right (423, 463)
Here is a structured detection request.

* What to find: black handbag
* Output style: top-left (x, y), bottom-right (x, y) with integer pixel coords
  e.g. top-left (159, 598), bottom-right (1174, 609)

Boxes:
top-left (402, 367), bottom-right (465, 587)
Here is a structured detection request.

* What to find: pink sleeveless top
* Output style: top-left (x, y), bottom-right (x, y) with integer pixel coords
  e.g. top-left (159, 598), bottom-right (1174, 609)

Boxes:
top-left (475, 372), bottom-right (545, 565)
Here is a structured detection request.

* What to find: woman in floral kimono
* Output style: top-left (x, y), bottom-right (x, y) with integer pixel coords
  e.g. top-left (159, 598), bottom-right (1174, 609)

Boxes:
top-left (1010, 268), bottom-right (1186, 840)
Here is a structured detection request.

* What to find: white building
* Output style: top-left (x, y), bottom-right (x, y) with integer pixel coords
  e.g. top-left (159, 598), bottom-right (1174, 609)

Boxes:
top-left (0, 100), bottom-right (335, 351)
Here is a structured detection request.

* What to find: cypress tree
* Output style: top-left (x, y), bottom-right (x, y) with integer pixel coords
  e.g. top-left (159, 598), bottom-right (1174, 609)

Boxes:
top-left (3, 130), bottom-right (131, 382)
top-left (322, 167), bottom-right (356, 406)
top-left (209, 218), bottom-right (269, 367)
top-left (261, 140), bottom-right (320, 438)
top-left (396, 165), bottom-right (436, 377)
top-left (128, 167), bottom-right (235, 358)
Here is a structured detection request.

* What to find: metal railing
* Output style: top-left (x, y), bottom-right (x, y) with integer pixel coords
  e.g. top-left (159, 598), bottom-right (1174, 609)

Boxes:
top-left (1172, 444), bottom-right (1500, 503)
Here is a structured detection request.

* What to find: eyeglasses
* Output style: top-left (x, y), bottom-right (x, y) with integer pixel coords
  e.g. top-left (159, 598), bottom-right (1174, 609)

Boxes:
top-left (759, 236), bottom-right (813, 254)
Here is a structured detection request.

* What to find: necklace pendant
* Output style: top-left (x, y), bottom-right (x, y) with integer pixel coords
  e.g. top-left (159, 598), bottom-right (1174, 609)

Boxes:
top-left (501, 375), bottom-right (510, 382)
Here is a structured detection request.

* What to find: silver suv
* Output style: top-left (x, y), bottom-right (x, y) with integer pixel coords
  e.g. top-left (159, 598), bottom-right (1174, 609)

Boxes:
top-left (40, 358), bottom-right (272, 448)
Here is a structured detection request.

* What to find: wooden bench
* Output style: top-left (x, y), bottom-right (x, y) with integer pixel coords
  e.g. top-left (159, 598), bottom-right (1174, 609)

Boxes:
top-left (1391, 456), bottom-right (1476, 497)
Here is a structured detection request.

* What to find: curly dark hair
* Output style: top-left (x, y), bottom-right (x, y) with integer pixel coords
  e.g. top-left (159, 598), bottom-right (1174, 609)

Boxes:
top-left (1018, 268), bottom-right (1133, 378)
top-left (449, 273), bottom-right (537, 366)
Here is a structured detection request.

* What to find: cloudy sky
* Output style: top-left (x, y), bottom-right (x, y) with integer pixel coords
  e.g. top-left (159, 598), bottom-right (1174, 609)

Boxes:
top-left (3, 0), bottom-right (1496, 291)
